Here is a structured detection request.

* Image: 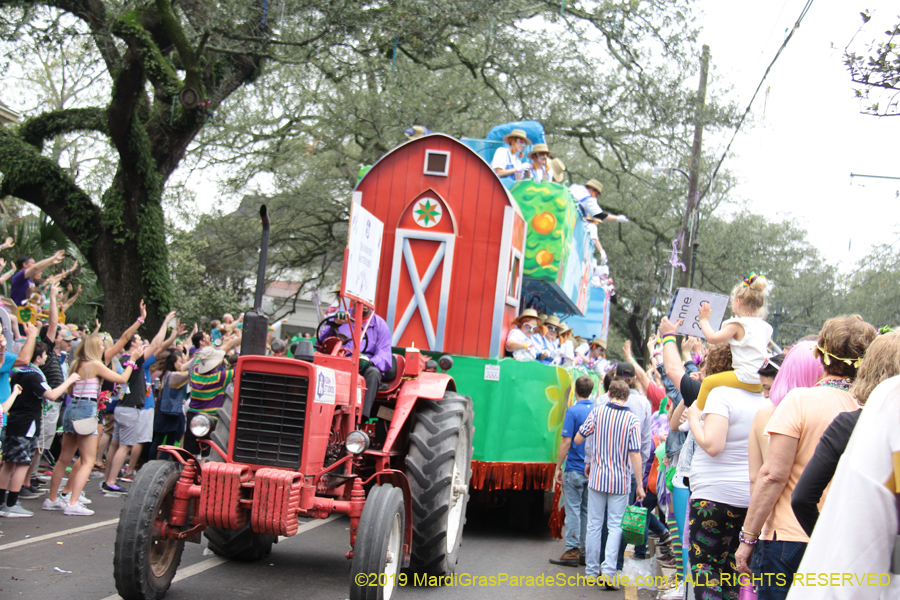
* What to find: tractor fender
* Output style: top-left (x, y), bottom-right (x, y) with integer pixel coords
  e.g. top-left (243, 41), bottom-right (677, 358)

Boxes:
top-left (382, 372), bottom-right (455, 453)
top-left (368, 469), bottom-right (413, 568)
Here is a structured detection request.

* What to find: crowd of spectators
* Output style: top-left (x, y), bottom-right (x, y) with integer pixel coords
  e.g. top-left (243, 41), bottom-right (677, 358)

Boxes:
top-left (0, 247), bottom-right (308, 519)
top-left (548, 272), bottom-right (900, 599)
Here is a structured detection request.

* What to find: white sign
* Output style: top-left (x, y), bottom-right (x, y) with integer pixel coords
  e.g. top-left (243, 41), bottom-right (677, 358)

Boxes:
top-left (668, 287), bottom-right (730, 339)
top-left (484, 364), bottom-right (500, 381)
top-left (345, 204), bottom-right (384, 305)
top-left (314, 367), bottom-right (337, 404)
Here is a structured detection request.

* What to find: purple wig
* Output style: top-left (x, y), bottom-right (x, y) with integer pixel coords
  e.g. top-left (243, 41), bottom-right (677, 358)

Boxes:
top-left (768, 340), bottom-right (825, 406)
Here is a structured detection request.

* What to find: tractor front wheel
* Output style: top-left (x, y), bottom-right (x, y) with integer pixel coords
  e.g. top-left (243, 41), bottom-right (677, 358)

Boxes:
top-left (113, 460), bottom-right (186, 600)
top-left (405, 392), bottom-right (474, 576)
top-left (350, 484), bottom-right (405, 600)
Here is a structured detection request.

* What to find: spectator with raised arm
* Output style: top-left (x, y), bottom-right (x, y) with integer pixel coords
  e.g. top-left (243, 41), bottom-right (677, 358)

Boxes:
top-left (10, 250), bottom-right (65, 308)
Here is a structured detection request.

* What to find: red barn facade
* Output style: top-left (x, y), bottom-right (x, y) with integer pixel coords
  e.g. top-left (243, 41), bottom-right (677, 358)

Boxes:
top-left (355, 134), bottom-right (526, 359)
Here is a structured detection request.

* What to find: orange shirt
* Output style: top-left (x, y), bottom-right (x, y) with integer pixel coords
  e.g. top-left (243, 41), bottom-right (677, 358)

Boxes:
top-left (764, 385), bottom-right (859, 542)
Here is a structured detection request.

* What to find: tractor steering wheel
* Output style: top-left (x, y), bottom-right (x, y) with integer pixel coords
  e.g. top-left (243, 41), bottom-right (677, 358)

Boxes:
top-left (315, 316), bottom-right (371, 358)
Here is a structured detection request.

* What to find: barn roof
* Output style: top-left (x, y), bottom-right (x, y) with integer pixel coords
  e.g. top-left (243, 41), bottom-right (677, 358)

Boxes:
top-left (354, 132), bottom-right (524, 221)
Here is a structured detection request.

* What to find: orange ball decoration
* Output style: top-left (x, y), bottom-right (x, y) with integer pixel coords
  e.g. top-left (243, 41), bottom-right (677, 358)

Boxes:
top-left (531, 212), bottom-right (557, 235)
top-left (536, 249), bottom-right (555, 266)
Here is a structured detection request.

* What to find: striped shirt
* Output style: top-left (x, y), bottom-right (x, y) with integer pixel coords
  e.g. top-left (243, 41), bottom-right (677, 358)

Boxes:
top-left (578, 403), bottom-right (641, 494)
top-left (189, 365), bottom-right (234, 413)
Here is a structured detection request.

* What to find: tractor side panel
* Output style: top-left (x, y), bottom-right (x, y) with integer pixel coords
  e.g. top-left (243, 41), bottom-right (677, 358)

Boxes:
top-left (381, 372), bottom-right (455, 453)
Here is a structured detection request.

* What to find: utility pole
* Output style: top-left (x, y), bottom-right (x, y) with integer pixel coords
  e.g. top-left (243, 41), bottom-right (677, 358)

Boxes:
top-left (679, 45), bottom-right (709, 289)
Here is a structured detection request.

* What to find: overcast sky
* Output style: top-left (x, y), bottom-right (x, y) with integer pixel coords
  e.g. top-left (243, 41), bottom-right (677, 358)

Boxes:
top-left (695, 0), bottom-right (898, 267)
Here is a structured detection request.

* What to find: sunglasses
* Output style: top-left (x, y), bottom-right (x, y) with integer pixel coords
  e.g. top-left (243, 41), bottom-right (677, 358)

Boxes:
top-left (546, 325), bottom-right (560, 333)
top-left (762, 357), bottom-right (781, 371)
top-left (522, 323), bottom-right (538, 333)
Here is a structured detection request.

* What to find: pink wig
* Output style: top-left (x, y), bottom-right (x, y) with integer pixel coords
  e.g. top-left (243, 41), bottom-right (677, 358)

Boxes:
top-left (768, 340), bottom-right (825, 406)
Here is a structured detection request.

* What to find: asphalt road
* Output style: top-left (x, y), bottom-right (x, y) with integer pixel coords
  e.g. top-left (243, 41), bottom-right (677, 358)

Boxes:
top-left (0, 483), bottom-right (664, 600)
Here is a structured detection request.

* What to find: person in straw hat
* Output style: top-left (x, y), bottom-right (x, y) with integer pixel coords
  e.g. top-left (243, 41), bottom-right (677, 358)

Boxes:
top-left (569, 179), bottom-right (629, 264)
top-left (557, 324), bottom-right (576, 366)
top-left (184, 333), bottom-right (241, 462)
top-left (506, 308), bottom-right (551, 362)
top-left (491, 128), bottom-right (531, 181)
top-left (542, 315), bottom-right (564, 365)
top-left (526, 143), bottom-right (553, 183)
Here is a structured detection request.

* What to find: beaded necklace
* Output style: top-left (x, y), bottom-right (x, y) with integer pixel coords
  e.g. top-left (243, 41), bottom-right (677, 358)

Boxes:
top-left (815, 377), bottom-right (853, 392)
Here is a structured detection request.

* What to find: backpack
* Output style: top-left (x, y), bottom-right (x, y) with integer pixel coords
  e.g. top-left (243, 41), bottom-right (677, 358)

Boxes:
top-left (158, 373), bottom-right (187, 416)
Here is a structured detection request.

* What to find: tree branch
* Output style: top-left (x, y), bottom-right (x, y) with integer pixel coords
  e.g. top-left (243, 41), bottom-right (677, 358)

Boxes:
top-left (19, 107), bottom-right (107, 151)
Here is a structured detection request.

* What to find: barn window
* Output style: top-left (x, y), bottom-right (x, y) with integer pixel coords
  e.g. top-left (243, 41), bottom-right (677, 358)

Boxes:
top-left (424, 150), bottom-right (450, 176)
top-left (506, 248), bottom-right (522, 304)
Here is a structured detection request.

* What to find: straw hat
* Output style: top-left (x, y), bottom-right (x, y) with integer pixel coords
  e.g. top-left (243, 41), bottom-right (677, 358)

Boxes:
top-left (589, 337), bottom-right (607, 350)
top-left (544, 315), bottom-right (562, 328)
top-left (548, 158), bottom-right (566, 183)
top-left (585, 179), bottom-right (604, 195)
top-left (195, 346), bottom-right (227, 374)
top-left (502, 129), bottom-right (532, 146)
top-left (514, 308), bottom-right (541, 326)
top-left (528, 143), bottom-right (550, 160)
top-left (537, 313), bottom-right (548, 323)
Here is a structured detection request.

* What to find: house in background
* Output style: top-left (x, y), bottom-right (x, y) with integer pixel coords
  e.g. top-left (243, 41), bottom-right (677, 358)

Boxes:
top-left (262, 280), bottom-right (338, 340)
top-left (0, 101), bottom-right (21, 125)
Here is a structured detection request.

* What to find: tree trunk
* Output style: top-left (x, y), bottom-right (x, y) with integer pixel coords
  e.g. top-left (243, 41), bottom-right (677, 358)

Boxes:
top-left (93, 231), bottom-right (161, 336)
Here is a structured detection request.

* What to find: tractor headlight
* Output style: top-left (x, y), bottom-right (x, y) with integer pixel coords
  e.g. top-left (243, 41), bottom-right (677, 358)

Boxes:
top-left (189, 414), bottom-right (212, 438)
top-left (345, 430), bottom-right (370, 455)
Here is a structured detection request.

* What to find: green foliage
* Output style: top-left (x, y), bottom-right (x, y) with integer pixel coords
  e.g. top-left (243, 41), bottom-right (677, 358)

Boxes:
top-left (845, 11), bottom-right (900, 116)
top-left (166, 227), bottom-right (246, 328)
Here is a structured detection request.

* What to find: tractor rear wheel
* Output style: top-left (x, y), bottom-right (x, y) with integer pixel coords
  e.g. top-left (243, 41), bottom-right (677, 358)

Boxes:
top-left (405, 392), bottom-right (474, 576)
top-left (113, 460), bottom-right (186, 600)
top-left (205, 524), bottom-right (276, 561)
top-left (350, 484), bottom-right (405, 600)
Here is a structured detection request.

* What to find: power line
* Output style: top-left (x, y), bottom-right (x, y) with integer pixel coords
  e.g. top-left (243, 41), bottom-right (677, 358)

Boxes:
top-left (700, 0), bottom-right (816, 200)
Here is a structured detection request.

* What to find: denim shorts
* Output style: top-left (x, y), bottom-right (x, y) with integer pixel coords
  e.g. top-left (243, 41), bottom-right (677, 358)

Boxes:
top-left (62, 397), bottom-right (99, 435)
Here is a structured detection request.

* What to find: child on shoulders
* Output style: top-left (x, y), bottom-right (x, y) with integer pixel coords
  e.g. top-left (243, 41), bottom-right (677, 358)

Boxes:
top-left (695, 272), bottom-right (773, 410)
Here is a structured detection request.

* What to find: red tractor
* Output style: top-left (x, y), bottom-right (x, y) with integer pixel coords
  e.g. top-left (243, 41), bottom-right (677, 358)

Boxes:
top-left (113, 206), bottom-right (474, 600)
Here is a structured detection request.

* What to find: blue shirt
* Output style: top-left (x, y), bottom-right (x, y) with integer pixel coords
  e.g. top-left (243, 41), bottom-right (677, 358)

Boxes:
top-left (561, 398), bottom-right (594, 473)
top-left (141, 354), bottom-right (157, 410)
top-left (0, 351), bottom-right (18, 427)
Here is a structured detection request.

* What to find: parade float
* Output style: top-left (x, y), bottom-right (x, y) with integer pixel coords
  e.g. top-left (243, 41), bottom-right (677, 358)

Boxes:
top-left (353, 126), bottom-right (611, 522)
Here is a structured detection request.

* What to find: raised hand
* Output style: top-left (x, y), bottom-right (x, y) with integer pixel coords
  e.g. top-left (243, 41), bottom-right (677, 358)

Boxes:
top-left (659, 316), bottom-right (682, 337)
top-left (52, 249), bottom-right (65, 263)
top-left (698, 302), bottom-right (712, 321)
top-left (139, 299), bottom-right (147, 321)
top-left (1, 237), bottom-right (14, 250)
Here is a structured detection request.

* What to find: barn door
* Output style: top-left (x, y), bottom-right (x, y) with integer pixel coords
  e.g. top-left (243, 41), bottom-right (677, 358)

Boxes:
top-left (386, 193), bottom-right (456, 351)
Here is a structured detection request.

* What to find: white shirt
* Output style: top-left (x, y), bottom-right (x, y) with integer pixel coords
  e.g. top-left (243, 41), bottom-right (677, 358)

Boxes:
top-left (491, 147), bottom-right (524, 175)
top-left (569, 184), bottom-right (603, 218)
top-left (528, 166), bottom-right (551, 182)
top-left (725, 316), bottom-right (773, 384)
top-left (506, 327), bottom-right (536, 361)
top-left (788, 375), bottom-right (900, 600)
top-left (689, 386), bottom-right (768, 507)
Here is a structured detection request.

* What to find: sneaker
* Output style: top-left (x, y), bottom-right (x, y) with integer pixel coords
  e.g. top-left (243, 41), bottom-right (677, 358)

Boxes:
top-left (657, 554), bottom-right (678, 568)
top-left (61, 491), bottom-right (92, 505)
top-left (656, 530), bottom-right (672, 546)
top-left (660, 582), bottom-right (686, 599)
top-left (42, 497), bottom-right (67, 511)
top-left (18, 485), bottom-right (45, 500)
top-left (0, 503), bottom-right (34, 518)
top-left (101, 482), bottom-right (127, 495)
top-left (118, 470), bottom-right (135, 483)
top-left (29, 477), bottom-right (45, 490)
top-left (63, 502), bottom-right (94, 516)
top-left (549, 548), bottom-right (580, 567)
top-left (35, 474), bottom-right (51, 483)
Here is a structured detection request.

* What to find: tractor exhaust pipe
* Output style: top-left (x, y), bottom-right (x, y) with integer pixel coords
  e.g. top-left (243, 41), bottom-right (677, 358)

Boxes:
top-left (242, 205), bottom-right (270, 356)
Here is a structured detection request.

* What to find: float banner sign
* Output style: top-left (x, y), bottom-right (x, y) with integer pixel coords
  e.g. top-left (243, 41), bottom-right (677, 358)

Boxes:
top-left (668, 287), bottom-right (729, 339)
top-left (448, 355), bottom-right (600, 463)
top-left (344, 203), bottom-right (384, 306)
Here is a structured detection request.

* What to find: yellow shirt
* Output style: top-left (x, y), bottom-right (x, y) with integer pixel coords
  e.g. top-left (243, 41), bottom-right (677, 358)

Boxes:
top-left (764, 385), bottom-right (859, 542)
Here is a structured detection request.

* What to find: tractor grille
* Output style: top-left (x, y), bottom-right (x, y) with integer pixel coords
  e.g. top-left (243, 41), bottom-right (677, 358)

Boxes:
top-left (232, 371), bottom-right (308, 469)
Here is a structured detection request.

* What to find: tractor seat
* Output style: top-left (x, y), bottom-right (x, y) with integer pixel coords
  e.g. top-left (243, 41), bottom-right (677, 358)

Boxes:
top-left (377, 355), bottom-right (405, 394)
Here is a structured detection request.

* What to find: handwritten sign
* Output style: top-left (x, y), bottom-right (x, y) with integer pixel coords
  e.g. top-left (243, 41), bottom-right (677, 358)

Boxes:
top-left (344, 203), bottom-right (384, 305)
top-left (667, 287), bottom-right (730, 339)
top-left (484, 364), bottom-right (500, 381)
